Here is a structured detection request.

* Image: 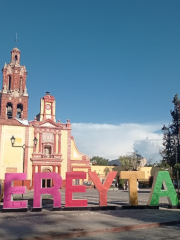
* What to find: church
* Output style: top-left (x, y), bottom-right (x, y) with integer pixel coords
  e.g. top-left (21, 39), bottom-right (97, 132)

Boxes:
top-left (0, 48), bottom-right (91, 188)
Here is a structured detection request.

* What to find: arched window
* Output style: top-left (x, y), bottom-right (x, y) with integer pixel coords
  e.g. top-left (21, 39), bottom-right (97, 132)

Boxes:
top-left (8, 76), bottom-right (11, 91)
top-left (6, 103), bottom-right (13, 119)
top-left (15, 55), bottom-right (18, 61)
top-left (17, 103), bottom-right (23, 118)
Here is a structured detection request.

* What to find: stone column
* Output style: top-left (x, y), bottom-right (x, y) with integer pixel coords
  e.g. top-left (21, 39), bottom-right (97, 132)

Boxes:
top-left (32, 165), bottom-right (36, 188)
top-left (58, 165), bottom-right (61, 175)
top-left (38, 165), bottom-right (41, 173)
top-left (53, 165), bottom-right (56, 173)
top-left (58, 133), bottom-right (61, 154)
top-left (53, 134), bottom-right (56, 154)
top-left (52, 165), bottom-right (56, 186)
top-left (43, 101), bottom-right (46, 120)
top-left (51, 102), bottom-right (53, 120)
top-left (39, 132), bottom-right (42, 153)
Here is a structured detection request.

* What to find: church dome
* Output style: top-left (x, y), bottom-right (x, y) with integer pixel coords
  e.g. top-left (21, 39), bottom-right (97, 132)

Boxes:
top-left (11, 47), bottom-right (21, 52)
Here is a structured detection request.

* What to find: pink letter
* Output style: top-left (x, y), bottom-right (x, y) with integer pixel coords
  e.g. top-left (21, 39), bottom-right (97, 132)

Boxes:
top-left (65, 172), bottom-right (87, 207)
top-left (88, 171), bottom-right (117, 206)
top-left (33, 172), bottom-right (62, 208)
top-left (3, 173), bottom-right (27, 209)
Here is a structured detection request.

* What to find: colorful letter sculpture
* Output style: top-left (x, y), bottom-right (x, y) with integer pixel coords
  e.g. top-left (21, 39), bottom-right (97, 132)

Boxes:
top-left (33, 172), bottom-right (62, 208)
top-left (65, 172), bottom-right (87, 207)
top-left (120, 171), bottom-right (145, 205)
top-left (0, 180), bottom-right (4, 201)
top-left (88, 171), bottom-right (117, 206)
top-left (147, 171), bottom-right (179, 206)
top-left (3, 173), bottom-right (27, 209)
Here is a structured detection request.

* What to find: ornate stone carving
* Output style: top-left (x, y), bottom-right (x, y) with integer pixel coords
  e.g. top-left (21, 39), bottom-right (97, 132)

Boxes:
top-left (10, 89), bottom-right (20, 97)
top-left (20, 67), bottom-right (25, 76)
top-left (23, 86), bottom-right (28, 96)
top-left (42, 133), bottom-right (54, 143)
top-left (3, 84), bottom-right (7, 93)
top-left (7, 65), bottom-right (12, 74)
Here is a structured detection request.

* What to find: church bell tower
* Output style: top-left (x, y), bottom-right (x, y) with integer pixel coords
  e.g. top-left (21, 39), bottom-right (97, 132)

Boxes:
top-left (0, 48), bottom-right (29, 125)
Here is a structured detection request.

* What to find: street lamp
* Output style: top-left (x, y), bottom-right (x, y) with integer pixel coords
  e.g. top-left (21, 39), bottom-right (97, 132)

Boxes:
top-left (161, 125), bottom-right (179, 193)
top-left (10, 136), bottom-right (15, 146)
top-left (10, 135), bottom-right (38, 198)
top-left (33, 137), bottom-right (38, 147)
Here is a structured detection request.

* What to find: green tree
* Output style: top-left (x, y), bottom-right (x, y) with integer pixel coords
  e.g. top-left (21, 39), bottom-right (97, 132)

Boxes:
top-left (103, 167), bottom-right (110, 176)
top-left (119, 155), bottom-right (133, 171)
top-left (119, 151), bottom-right (143, 171)
top-left (90, 156), bottom-right (109, 166)
top-left (162, 94), bottom-right (180, 167)
top-left (174, 163), bottom-right (180, 172)
top-left (112, 166), bottom-right (121, 185)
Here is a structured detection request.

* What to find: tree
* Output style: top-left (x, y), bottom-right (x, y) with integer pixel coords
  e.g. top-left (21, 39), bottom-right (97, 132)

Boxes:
top-left (174, 163), bottom-right (180, 172)
top-left (162, 94), bottom-right (180, 167)
top-left (130, 151), bottom-right (143, 170)
top-left (119, 151), bottom-right (143, 171)
top-left (103, 167), bottom-right (110, 176)
top-left (90, 156), bottom-right (109, 166)
top-left (119, 155), bottom-right (133, 171)
top-left (112, 166), bottom-right (121, 185)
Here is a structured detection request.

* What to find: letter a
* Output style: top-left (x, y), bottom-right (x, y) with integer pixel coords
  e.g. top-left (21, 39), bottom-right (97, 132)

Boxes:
top-left (148, 171), bottom-right (179, 206)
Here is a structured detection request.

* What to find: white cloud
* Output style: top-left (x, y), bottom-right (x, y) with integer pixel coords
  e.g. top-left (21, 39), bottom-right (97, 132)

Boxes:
top-left (71, 122), bottom-right (163, 162)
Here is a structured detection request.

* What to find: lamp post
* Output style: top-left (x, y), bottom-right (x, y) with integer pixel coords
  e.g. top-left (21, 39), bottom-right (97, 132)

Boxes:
top-left (162, 125), bottom-right (179, 193)
top-left (10, 135), bottom-right (38, 198)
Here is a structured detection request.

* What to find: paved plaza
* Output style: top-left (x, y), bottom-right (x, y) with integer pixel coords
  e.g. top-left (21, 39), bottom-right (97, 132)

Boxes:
top-left (0, 189), bottom-right (179, 239)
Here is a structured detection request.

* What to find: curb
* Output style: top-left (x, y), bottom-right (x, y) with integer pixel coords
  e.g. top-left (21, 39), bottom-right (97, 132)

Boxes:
top-left (19, 220), bottom-right (180, 240)
top-left (1, 205), bottom-right (160, 212)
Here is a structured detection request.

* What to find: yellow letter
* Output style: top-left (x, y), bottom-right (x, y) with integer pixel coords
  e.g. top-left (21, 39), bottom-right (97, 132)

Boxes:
top-left (120, 171), bottom-right (145, 205)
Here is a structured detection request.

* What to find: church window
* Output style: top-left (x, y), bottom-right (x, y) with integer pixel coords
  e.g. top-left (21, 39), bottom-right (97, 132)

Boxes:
top-left (17, 103), bottom-right (23, 118)
top-left (8, 76), bottom-right (11, 91)
top-left (6, 103), bottom-right (13, 119)
top-left (15, 55), bottom-right (18, 61)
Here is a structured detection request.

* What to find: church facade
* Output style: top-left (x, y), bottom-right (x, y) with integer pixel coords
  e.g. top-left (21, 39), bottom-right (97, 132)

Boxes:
top-left (0, 48), bottom-right (91, 188)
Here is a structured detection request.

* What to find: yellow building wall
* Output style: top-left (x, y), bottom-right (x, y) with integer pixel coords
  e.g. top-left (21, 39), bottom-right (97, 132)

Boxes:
top-left (0, 124), bottom-right (91, 182)
top-left (71, 138), bottom-right (84, 160)
top-left (91, 166), bottom-right (114, 179)
top-left (70, 138), bottom-right (90, 181)
top-left (90, 166), bottom-right (161, 182)
top-left (0, 125), bottom-right (25, 179)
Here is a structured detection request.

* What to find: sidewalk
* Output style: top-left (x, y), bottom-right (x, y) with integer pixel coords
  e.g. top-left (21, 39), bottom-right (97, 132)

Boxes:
top-left (0, 207), bottom-right (180, 240)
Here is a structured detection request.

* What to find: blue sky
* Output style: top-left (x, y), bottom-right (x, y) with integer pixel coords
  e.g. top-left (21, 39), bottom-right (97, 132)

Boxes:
top-left (0, 1), bottom-right (180, 160)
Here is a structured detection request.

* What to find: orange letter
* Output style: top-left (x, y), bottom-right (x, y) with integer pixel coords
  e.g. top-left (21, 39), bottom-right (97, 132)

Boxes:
top-left (89, 171), bottom-right (117, 206)
top-left (120, 171), bottom-right (145, 205)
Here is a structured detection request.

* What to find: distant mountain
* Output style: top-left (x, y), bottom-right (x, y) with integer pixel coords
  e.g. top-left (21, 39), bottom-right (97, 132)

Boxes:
top-left (108, 159), bottom-right (121, 166)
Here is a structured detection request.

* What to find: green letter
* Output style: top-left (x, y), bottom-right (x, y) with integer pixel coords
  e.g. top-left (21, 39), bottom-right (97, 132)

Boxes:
top-left (148, 171), bottom-right (179, 206)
